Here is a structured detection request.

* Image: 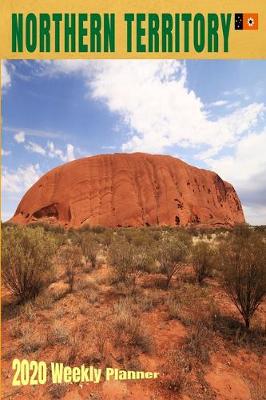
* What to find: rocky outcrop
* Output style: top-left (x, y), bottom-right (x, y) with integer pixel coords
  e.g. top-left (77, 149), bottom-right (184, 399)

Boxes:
top-left (11, 153), bottom-right (245, 228)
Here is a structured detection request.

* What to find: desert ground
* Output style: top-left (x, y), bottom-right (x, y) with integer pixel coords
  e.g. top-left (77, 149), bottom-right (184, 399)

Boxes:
top-left (1, 224), bottom-right (266, 400)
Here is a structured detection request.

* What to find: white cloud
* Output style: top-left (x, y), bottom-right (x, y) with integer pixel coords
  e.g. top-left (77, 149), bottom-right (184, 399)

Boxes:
top-left (2, 164), bottom-right (41, 194)
top-left (25, 141), bottom-right (46, 155)
top-left (205, 129), bottom-right (266, 224)
top-left (87, 61), bottom-right (264, 155)
top-left (205, 129), bottom-right (266, 187)
top-left (14, 131), bottom-right (26, 143)
top-left (1, 211), bottom-right (13, 222)
top-left (66, 144), bottom-right (75, 161)
top-left (2, 149), bottom-right (11, 156)
top-left (39, 60), bottom-right (264, 155)
top-left (22, 137), bottom-right (75, 162)
top-left (1, 60), bottom-right (11, 89)
top-left (209, 100), bottom-right (228, 107)
top-left (101, 145), bottom-right (116, 150)
top-left (243, 205), bottom-right (266, 226)
top-left (5, 126), bottom-right (66, 140)
top-left (223, 88), bottom-right (245, 97)
top-left (47, 141), bottom-right (75, 162)
top-left (47, 141), bottom-right (64, 160)
top-left (225, 101), bottom-right (241, 110)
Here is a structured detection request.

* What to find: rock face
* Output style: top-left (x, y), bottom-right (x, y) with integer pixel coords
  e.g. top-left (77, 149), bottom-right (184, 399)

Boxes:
top-left (11, 153), bottom-right (245, 228)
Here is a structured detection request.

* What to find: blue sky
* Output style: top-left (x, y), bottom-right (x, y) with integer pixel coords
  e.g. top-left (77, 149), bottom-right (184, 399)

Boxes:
top-left (2, 60), bottom-right (266, 224)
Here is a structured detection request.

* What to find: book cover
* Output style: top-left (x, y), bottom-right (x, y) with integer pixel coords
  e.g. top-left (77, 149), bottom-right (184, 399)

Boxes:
top-left (1, 1), bottom-right (266, 399)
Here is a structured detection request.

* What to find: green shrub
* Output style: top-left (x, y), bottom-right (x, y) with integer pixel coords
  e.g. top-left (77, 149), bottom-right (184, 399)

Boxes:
top-left (175, 228), bottom-right (193, 249)
top-left (219, 234), bottom-right (266, 329)
top-left (190, 241), bottom-right (214, 284)
top-left (232, 223), bottom-right (252, 239)
top-left (157, 239), bottom-right (188, 288)
top-left (108, 240), bottom-right (157, 287)
top-left (90, 225), bottom-right (106, 234)
top-left (98, 229), bottom-right (113, 247)
top-left (108, 239), bottom-right (135, 283)
top-left (66, 228), bottom-right (82, 245)
top-left (1, 226), bottom-right (57, 302)
top-left (133, 245), bottom-right (157, 273)
top-left (57, 244), bottom-right (82, 292)
top-left (81, 235), bottom-right (99, 269)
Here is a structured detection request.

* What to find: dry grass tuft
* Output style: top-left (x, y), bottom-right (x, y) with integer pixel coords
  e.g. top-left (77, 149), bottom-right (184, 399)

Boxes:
top-left (47, 322), bottom-right (71, 346)
top-left (20, 326), bottom-right (46, 354)
top-left (183, 321), bottom-right (212, 363)
top-left (112, 299), bottom-right (153, 353)
top-left (20, 302), bottom-right (36, 322)
top-left (34, 292), bottom-right (54, 310)
top-left (48, 383), bottom-right (68, 399)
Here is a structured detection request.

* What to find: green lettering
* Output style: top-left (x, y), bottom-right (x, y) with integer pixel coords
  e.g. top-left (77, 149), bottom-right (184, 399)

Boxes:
top-left (90, 14), bottom-right (101, 52)
top-left (52, 14), bottom-right (62, 52)
top-left (182, 14), bottom-right (191, 52)
top-left (40, 14), bottom-right (50, 52)
top-left (148, 14), bottom-right (159, 52)
top-left (79, 14), bottom-right (88, 52)
top-left (175, 14), bottom-right (180, 52)
top-left (208, 14), bottom-right (219, 52)
top-left (104, 13), bottom-right (115, 52)
top-left (136, 13), bottom-right (146, 52)
top-left (12, 13), bottom-right (23, 52)
top-left (194, 13), bottom-right (205, 52)
top-left (26, 13), bottom-right (37, 52)
top-left (162, 14), bottom-right (173, 52)
top-left (124, 13), bottom-right (134, 52)
top-left (221, 13), bottom-right (231, 52)
top-left (65, 13), bottom-right (76, 52)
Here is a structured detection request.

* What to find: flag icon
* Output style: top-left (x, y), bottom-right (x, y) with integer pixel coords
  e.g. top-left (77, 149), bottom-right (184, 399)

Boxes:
top-left (235, 13), bottom-right (258, 30)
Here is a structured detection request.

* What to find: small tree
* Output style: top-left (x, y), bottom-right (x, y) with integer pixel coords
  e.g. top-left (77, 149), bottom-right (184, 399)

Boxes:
top-left (190, 241), bottom-right (214, 284)
top-left (1, 226), bottom-right (57, 302)
top-left (158, 239), bottom-right (188, 288)
top-left (81, 236), bottom-right (98, 269)
top-left (108, 240), bottom-right (135, 283)
top-left (57, 245), bottom-right (82, 292)
top-left (220, 235), bottom-right (266, 329)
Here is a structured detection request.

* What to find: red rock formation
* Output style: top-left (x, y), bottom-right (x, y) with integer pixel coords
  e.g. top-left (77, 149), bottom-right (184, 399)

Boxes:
top-left (11, 153), bottom-right (245, 228)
